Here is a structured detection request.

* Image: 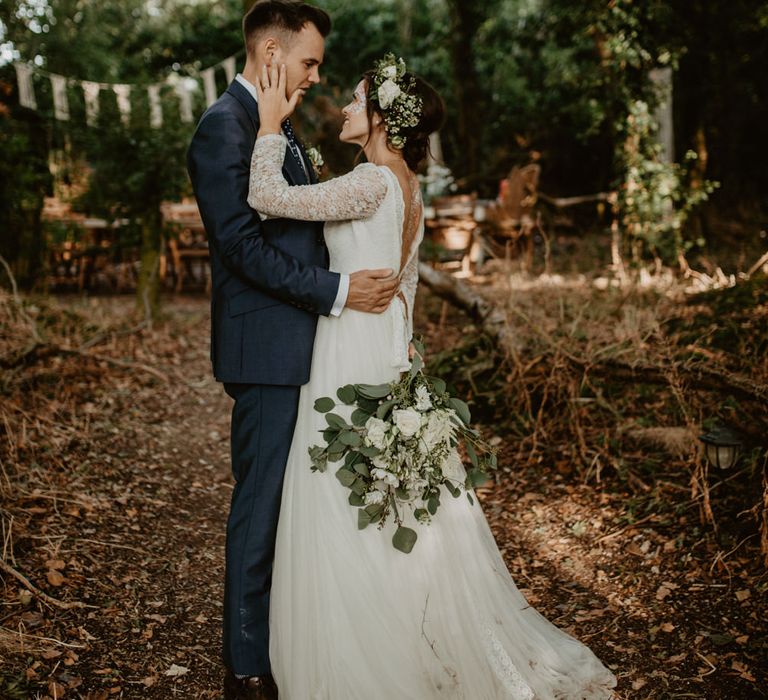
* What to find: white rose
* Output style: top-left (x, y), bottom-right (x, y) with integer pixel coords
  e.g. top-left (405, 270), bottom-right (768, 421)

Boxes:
top-left (364, 490), bottom-right (385, 505)
top-left (382, 65), bottom-right (397, 80)
top-left (393, 408), bottom-right (422, 438)
top-left (365, 416), bottom-right (389, 450)
top-left (442, 449), bottom-right (466, 481)
top-left (371, 455), bottom-right (389, 470)
top-left (377, 79), bottom-right (401, 109)
top-left (372, 468), bottom-right (399, 487)
top-left (414, 385), bottom-right (433, 412)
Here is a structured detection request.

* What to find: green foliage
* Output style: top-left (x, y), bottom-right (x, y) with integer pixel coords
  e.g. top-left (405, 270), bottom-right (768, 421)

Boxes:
top-left (616, 100), bottom-right (717, 263)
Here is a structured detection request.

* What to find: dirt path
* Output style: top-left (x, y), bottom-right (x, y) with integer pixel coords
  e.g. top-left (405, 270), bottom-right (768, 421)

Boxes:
top-left (1, 294), bottom-right (765, 699)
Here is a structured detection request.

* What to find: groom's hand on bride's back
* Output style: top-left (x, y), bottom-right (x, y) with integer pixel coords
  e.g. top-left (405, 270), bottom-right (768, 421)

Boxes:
top-left (346, 269), bottom-right (399, 313)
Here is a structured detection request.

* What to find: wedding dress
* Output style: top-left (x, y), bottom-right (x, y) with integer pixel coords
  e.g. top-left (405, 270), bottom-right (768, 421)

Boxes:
top-left (248, 135), bottom-right (617, 700)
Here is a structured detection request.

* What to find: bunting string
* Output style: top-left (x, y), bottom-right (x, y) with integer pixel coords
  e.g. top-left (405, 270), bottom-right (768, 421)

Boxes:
top-left (10, 52), bottom-right (243, 128)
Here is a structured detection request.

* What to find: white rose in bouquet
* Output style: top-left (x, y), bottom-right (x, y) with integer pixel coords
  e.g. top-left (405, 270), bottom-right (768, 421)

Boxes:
top-left (364, 490), bottom-right (386, 505)
top-left (414, 385), bottom-right (433, 412)
top-left (377, 79), bottom-right (401, 109)
top-left (371, 467), bottom-right (399, 487)
top-left (365, 416), bottom-right (390, 450)
top-left (393, 408), bottom-right (422, 438)
top-left (382, 64), bottom-right (397, 79)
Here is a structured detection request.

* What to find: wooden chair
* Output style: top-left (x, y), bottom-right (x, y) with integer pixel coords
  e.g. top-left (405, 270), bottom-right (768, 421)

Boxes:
top-left (483, 164), bottom-right (541, 269)
top-left (425, 194), bottom-right (478, 274)
top-left (161, 201), bottom-right (211, 293)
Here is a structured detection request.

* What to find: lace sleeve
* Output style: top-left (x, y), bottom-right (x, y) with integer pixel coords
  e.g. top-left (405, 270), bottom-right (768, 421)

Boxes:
top-left (247, 134), bottom-right (388, 221)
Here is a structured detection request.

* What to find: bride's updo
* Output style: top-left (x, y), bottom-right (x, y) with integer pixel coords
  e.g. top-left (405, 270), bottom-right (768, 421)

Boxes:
top-left (362, 55), bottom-right (445, 172)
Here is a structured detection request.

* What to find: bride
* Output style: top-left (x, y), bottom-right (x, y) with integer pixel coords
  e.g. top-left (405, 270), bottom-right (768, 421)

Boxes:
top-left (247, 55), bottom-right (617, 700)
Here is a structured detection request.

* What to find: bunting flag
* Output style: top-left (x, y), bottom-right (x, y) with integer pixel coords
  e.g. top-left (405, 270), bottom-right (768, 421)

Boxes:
top-left (222, 56), bottom-right (236, 85)
top-left (201, 67), bottom-right (217, 108)
top-left (14, 63), bottom-right (37, 110)
top-left (82, 81), bottom-right (101, 126)
top-left (10, 52), bottom-right (240, 128)
top-left (113, 84), bottom-right (132, 125)
top-left (50, 74), bottom-right (70, 121)
top-left (147, 84), bottom-right (163, 128)
top-left (175, 80), bottom-right (194, 123)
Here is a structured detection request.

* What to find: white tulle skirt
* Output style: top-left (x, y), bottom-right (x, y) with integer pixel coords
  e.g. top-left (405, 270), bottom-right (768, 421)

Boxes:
top-left (269, 307), bottom-right (617, 699)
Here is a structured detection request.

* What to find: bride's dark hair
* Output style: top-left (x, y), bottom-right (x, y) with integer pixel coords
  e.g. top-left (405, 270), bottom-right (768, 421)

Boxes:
top-left (361, 70), bottom-right (445, 172)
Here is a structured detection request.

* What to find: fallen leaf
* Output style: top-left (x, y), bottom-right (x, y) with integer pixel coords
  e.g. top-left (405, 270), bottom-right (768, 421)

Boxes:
top-left (735, 589), bottom-right (750, 602)
top-left (47, 570), bottom-right (65, 587)
top-left (164, 664), bottom-right (189, 678)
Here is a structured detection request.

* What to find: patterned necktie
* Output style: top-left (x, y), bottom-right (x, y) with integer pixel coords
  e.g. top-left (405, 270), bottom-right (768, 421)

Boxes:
top-left (282, 119), bottom-right (308, 180)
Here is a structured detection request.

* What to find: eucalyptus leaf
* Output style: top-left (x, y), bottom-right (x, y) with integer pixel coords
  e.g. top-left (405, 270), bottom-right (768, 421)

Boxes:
top-left (449, 398), bottom-right (471, 425)
top-left (466, 441), bottom-right (479, 467)
top-left (357, 383), bottom-right (392, 400)
top-left (445, 481), bottom-right (461, 498)
top-left (376, 398), bottom-right (397, 419)
top-left (349, 491), bottom-right (365, 506)
top-left (392, 526), bottom-right (418, 554)
top-left (359, 445), bottom-right (381, 458)
top-left (427, 495), bottom-right (439, 515)
top-left (358, 509), bottom-right (372, 530)
top-left (351, 408), bottom-right (372, 427)
top-left (429, 376), bottom-right (446, 395)
top-left (337, 384), bottom-right (357, 405)
top-left (335, 467), bottom-right (357, 488)
top-left (314, 396), bottom-right (335, 413)
top-left (353, 460), bottom-right (370, 477)
top-left (326, 413), bottom-right (350, 430)
top-left (467, 469), bottom-right (489, 488)
top-left (350, 479), bottom-right (366, 496)
top-left (409, 353), bottom-right (423, 377)
top-left (466, 492), bottom-right (474, 505)
top-left (340, 430), bottom-right (363, 447)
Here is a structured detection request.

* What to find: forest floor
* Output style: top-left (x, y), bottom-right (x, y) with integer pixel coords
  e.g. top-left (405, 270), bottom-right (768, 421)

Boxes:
top-left (0, 269), bottom-right (766, 699)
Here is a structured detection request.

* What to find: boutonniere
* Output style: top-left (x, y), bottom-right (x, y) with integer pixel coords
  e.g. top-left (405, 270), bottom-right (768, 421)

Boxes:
top-left (306, 145), bottom-right (324, 179)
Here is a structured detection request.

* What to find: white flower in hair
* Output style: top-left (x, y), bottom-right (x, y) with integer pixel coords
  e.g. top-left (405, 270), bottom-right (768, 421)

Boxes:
top-left (377, 79), bottom-right (402, 109)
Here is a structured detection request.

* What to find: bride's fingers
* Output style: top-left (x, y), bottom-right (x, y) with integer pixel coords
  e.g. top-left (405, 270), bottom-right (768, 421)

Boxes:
top-left (278, 63), bottom-right (286, 93)
top-left (260, 63), bottom-right (270, 90)
top-left (286, 87), bottom-right (303, 114)
top-left (269, 62), bottom-right (279, 91)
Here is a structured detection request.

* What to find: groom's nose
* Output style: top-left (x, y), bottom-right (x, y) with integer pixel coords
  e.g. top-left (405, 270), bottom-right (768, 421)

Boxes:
top-left (308, 66), bottom-right (320, 85)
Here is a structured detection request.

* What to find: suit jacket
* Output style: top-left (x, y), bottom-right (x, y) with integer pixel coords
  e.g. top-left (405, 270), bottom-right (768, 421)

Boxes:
top-left (187, 79), bottom-right (340, 385)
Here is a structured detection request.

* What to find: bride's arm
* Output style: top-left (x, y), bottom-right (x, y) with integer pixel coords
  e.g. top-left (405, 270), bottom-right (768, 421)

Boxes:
top-left (247, 134), bottom-right (388, 222)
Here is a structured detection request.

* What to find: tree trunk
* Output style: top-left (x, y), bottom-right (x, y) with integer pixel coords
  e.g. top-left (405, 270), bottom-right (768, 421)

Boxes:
top-left (445, 0), bottom-right (485, 187)
top-left (136, 209), bottom-right (163, 323)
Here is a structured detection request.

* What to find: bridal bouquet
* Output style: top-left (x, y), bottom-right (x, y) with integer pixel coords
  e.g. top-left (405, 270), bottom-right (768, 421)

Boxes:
top-left (308, 344), bottom-right (497, 553)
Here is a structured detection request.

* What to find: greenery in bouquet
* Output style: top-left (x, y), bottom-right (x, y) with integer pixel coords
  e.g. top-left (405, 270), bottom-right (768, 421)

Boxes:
top-left (308, 342), bottom-right (498, 554)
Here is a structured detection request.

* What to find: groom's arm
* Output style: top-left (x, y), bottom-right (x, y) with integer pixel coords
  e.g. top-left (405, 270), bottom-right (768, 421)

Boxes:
top-left (187, 110), bottom-right (340, 316)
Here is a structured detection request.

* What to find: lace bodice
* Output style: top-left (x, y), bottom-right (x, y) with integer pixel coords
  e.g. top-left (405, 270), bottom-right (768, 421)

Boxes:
top-left (248, 135), bottom-right (423, 370)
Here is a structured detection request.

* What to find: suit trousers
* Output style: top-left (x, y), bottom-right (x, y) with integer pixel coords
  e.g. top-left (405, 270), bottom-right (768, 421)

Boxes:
top-left (222, 382), bottom-right (301, 676)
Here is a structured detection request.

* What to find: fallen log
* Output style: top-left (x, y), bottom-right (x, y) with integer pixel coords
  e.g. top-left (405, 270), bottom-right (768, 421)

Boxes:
top-left (417, 263), bottom-right (524, 354)
top-left (417, 263), bottom-right (768, 410)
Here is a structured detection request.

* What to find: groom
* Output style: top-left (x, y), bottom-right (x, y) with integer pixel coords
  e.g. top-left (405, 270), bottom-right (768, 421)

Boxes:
top-left (187, 2), bottom-right (398, 698)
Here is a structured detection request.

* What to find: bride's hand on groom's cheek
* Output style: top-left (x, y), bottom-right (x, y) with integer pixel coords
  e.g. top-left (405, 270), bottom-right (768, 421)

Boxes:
top-left (256, 63), bottom-right (303, 137)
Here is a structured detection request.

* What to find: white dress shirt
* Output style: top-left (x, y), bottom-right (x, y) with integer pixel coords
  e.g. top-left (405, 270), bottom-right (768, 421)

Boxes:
top-left (235, 73), bottom-right (349, 317)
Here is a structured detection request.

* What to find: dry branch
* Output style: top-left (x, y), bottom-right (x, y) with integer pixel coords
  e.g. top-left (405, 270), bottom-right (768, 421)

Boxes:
top-left (0, 558), bottom-right (93, 610)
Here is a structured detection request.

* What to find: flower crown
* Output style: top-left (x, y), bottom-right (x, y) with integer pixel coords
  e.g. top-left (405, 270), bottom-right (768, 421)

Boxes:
top-left (369, 53), bottom-right (423, 150)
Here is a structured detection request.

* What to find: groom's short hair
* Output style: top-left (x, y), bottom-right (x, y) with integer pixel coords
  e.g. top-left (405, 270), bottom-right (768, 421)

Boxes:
top-left (243, 1), bottom-right (331, 56)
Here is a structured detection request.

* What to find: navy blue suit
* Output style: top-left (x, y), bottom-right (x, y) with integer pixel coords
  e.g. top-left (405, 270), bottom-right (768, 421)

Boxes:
top-left (187, 79), bottom-right (340, 676)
